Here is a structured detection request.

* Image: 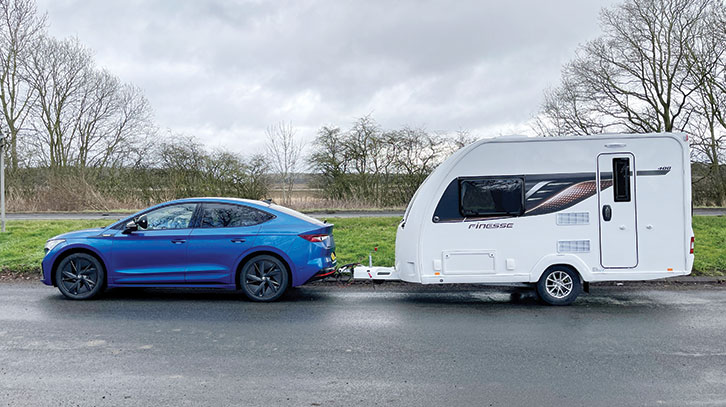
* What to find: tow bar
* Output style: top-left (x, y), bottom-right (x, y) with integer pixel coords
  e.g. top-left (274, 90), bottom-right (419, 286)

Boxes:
top-left (321, 247), bottom-right (400, 283)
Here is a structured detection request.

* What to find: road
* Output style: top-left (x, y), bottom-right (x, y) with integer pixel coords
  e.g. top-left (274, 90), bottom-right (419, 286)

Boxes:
top-left (4, 208), bottom-right (725, 220)
top-left (1, 282), bottom-right (725, 406)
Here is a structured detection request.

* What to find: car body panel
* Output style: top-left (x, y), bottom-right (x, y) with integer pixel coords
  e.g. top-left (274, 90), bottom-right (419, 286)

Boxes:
top-left (185, 225), bottom-right (261, 284)
top-left (110, 228), bottom-right (192, 284)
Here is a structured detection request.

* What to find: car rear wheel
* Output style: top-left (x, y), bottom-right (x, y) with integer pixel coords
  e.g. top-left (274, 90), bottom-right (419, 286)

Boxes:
top-left (536, 266), bottom-right (581, 306)
top-left (240, 255), bottom-right (289, 302)
top-left (55, 253), bottom-right (105, 300)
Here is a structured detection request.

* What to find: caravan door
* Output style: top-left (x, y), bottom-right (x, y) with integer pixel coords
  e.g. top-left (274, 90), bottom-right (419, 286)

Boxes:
top-left (597, 153), bottom-right (638, 268)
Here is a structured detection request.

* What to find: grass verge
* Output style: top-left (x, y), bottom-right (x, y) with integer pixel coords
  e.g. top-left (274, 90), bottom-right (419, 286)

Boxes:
top-left (692, 216), bottom-right (726, 276)
top-left (0, 220), bottom-right (112, 274)
top-left (0, 216), bottom-right (723, 276)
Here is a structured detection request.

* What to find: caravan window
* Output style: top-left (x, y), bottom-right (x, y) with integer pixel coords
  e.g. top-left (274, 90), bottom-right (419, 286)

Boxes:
top-left (459, 177), bottom-right (524, 217)
top-left (612, 158), bottom-right (631, 202)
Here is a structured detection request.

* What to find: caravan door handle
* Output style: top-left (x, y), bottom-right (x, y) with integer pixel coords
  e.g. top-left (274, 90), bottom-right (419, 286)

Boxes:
top-left (602, 205), bottom-right (612, 222)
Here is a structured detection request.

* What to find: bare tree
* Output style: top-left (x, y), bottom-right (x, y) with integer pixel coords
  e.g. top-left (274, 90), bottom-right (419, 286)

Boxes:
top-left (308, 116), bottom-right (475, 207)
top-left (536, 0), bottom-right (716, 136)
top-left (27, 36), bottom-right (92, 167)
top-left (534, 75), bottom-right (612, 136)
top-left (0, 0), bottom-right (45, 170)
top-left (74, 73), bottom-right (152, 168)
top-left (687, 4), bottom-right (726, 204)
top-left (74, 69), bottom-right (119, 168)
top-left (265, 121), bottom-right (301, 205)
top-left (25, 35), bottom-right (152, 169)
top-left (308, 126), bottom-right (350, 200)
top-left (450, 129), bottom-right (478, 150)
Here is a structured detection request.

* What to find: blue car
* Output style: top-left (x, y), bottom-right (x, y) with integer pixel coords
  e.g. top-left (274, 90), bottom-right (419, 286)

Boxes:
top-left (41, 198), bottom-right (336, 301)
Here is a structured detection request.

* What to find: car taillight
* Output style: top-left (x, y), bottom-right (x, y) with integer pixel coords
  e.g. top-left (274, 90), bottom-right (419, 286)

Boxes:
top-left (690, 236), bottom-right (695, 254)
top-left (300, 234), bottom-right (329, 243)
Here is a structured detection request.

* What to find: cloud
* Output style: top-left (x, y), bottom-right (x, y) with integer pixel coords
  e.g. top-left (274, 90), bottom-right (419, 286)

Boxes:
top-left (36, 0), bottom-right (616, 153)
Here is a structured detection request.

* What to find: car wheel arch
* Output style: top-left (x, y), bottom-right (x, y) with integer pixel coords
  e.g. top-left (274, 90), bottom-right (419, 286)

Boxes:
top-left (51, 247), bottom-right (108, 288)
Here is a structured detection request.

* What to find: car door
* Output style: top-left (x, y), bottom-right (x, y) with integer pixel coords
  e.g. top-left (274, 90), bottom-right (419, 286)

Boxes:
top-left (185, 202), bottom-right (274, 285)
top-left (110, 203), bottom-right (198, 284)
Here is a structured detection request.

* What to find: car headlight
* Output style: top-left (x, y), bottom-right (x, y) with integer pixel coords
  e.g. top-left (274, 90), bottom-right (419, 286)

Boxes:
top-left (44, 239), bottom-right (65, 253)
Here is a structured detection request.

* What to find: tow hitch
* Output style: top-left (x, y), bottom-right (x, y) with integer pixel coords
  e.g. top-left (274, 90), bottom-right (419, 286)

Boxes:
top-left (320, 247), bottom-right (400, 283)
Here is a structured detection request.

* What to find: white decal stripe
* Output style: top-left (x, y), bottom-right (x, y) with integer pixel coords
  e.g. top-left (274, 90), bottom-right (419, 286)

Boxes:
top-left (525, 181), bottom-right (551, 199)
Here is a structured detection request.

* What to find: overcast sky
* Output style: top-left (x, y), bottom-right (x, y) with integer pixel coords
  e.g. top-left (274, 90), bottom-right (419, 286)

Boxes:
top-left (36, 0), bottom-right (616, 155)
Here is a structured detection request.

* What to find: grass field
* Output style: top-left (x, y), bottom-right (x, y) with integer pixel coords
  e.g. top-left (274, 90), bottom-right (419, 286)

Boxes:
top-left (1, 216), bottom-right (724, 276)
top-left (692, 216), bottom-right (726, 276)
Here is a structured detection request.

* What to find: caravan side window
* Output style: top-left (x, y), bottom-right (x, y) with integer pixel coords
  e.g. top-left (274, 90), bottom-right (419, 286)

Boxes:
top-left (459, 177), bottom-right (524, 217)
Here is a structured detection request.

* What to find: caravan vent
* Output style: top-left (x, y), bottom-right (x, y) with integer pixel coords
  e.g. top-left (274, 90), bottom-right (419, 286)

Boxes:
top-left (558, 240), bottom-right (591, 253)
top-left (556, 212), bottom-right (589, 225)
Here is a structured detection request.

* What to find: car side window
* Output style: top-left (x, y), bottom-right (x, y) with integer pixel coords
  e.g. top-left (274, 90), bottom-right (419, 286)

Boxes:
top-left (199, 203), bottom-right (274, 228)
top-left (141, 203), bottom-right (197, 230)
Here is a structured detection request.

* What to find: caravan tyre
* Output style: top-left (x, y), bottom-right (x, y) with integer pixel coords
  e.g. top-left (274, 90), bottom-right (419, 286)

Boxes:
top-left (536, 266), bottom-right (581, 306)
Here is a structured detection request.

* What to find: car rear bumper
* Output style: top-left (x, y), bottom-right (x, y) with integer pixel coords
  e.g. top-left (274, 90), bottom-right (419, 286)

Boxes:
top-left (306, 267), bottom-right (337, 282)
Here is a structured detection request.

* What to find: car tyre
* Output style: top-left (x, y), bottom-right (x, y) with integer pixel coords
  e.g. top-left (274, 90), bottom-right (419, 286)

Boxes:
top-left (240, 255), bottom-right (289, 302)
top-left (536, 266), bottom-right (581, 306)
top-left (55, 253), bottom-right (106, 300)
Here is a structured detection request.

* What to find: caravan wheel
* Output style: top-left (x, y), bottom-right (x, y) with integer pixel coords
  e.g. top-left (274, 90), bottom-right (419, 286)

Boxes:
top-left (536, 266), bottom-right (581, 306)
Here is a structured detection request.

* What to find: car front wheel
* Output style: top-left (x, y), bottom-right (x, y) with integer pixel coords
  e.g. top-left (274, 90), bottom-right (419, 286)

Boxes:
top-left (55, 253), bottom-right (106, 300)
top-left (240, 255), bottom-right (289, 302)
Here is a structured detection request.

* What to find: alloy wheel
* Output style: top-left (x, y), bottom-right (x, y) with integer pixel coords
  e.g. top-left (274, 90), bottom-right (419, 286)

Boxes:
top-left (56, 254), bottom-right (104, 300)
top-left (545, 270), bottom-right (573, 299)
top-left (241, 256), bottom-right (288, 302)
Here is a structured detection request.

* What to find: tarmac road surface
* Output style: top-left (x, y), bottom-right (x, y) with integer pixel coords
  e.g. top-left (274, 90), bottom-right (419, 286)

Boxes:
top-left (1, 281), bottom-right (725, 406)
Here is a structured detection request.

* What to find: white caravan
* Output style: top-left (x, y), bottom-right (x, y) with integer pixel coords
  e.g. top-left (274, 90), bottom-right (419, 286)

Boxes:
top-left (355, 133), bottom-right (694, 305)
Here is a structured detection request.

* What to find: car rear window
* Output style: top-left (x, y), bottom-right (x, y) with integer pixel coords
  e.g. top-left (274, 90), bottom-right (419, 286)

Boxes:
top-left (268, 203), bottom-right (326, 226)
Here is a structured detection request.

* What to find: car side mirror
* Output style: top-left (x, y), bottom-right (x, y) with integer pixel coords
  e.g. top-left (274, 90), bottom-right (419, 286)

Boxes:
top-left (136, 214), bottom-right (148, 230)
top-left (122, 220), bottom-right (138, 234)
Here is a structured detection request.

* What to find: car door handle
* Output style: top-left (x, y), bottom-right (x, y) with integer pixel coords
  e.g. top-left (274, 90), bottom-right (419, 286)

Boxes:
top-left (171, 239), bottom-right (186, 244)
top-left (231, 238), bottom-right (246, 243)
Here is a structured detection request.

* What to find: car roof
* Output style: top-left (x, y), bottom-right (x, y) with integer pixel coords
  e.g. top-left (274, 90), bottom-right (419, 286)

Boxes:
top-left (170, 197), bottom-right (268, 205)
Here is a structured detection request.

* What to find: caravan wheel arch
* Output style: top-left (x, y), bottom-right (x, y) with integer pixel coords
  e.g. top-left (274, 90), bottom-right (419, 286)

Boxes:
top-left (529, 254), bottom-right (591, 283)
